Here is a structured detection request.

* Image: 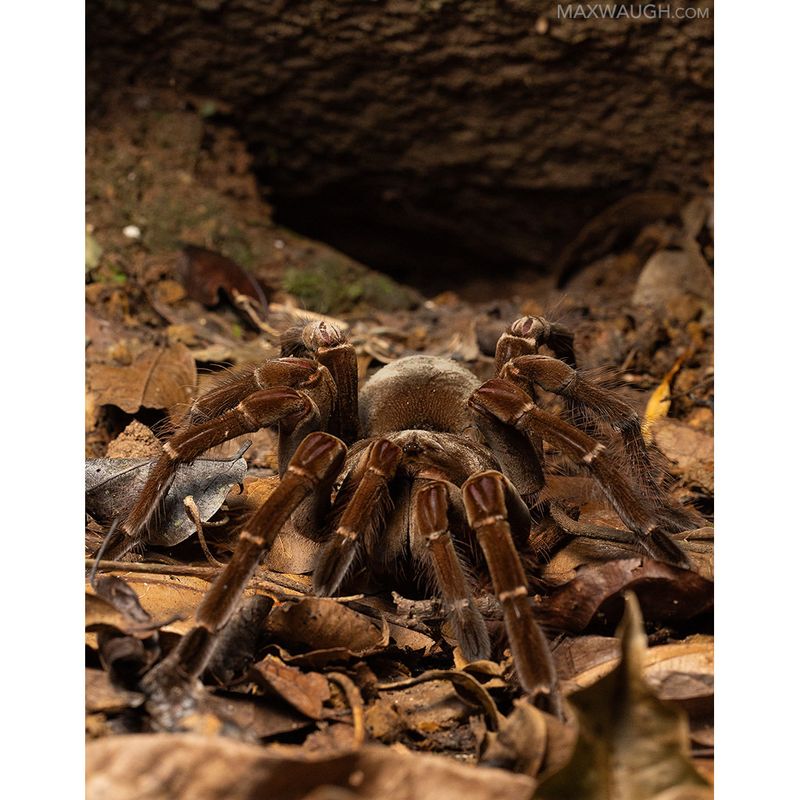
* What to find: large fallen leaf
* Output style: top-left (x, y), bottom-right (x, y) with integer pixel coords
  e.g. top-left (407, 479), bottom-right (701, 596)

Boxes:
top-left (535, 593), bottom-right (711, 799)
top-left (87, 343), bottom-right (197, 413)
top-left (85, 452), bottom-right (247, 547)
top-left (86, 736), bottom-right (535, 800)
top-left (203, 691), bottom-right (311, 739)
top-left (534, 558), bottom-right (713, 632)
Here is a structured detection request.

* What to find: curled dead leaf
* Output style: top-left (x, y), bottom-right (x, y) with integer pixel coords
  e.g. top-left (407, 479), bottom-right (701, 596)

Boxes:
top-left (87, 343), bottom-right (197, 414)
top-left (251, 655), bottom-right (331, 720)
top-left (480, 699), bottom-right (576, 781)
top-left (266, 598), bottom-right (387, 655)
top-left (178, 244), bottom-right (269, 310)
top-left (554, 634), bottom-right (714, 714)
top-left (652, 419), bottom-right (714, 493)
top-left (534, 558), bottom-right (713, 633)
top-left (85, 450), bottom-right (247, 547)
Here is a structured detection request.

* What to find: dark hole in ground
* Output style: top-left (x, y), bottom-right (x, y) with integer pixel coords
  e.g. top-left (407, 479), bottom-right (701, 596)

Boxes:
top-left (268, 179), bottom-right (620, 300)
top-left (272, 193), bottom-right (533, 298)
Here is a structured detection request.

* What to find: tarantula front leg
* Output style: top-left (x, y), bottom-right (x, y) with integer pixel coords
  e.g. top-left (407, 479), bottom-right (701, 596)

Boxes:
top-left (462, 470), bottom-right (559, 710)
top-left (183, 357), bottom-right (327, 426)
top-left (313, 439), bottom-right (403, 595)
top-left (471, 379), bottom-right (691, 568)
top-left (110, 386), bottom-right (323, 559)
top-left (281, 321), bottom-right (359, 443)
top-left (413, 481), bottom-right (491, 662)
top-left (494, 315), bottom-right (576, 372)
top-left (145, 432), bottom-right (346, 685)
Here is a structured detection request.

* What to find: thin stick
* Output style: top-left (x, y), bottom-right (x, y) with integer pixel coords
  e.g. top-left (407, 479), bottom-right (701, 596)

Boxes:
top-left (327, 672), bottom-right (366, 747)
top-left (183, 496), bottom-right (226, 568)
top-left (88, 519), bottom-right (119, 589)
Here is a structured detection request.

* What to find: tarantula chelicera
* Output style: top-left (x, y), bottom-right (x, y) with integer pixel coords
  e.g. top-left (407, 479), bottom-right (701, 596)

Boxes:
top-left (108, 316), bottom-right (696, 711)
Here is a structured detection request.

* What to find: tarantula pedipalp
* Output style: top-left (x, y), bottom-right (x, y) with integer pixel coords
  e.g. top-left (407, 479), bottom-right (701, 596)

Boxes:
top-left (109, 316), bottom-right (695, 712)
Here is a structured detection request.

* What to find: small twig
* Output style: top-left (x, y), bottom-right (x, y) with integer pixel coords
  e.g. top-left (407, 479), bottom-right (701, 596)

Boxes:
top-left (89, 518), bottom-right (119, 589)
top-left (326, 672), bottom-right (366, 747)
top-left (662, 373), bottom-right (714, 402)
top-left (230, 289), bottom-right (282, 337)
top-left (183, 496), bottom-right (226, 568)
top-left (87, 559), bottom-right (220, 578)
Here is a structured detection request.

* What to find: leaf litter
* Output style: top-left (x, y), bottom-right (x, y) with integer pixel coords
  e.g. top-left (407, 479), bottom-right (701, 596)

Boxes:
top-left (85, 101), bottom-right (714, 799)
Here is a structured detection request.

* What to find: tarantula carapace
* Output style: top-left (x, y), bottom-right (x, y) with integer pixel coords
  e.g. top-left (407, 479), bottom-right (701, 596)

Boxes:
top-left (108, 316), bottom-right (696, 712)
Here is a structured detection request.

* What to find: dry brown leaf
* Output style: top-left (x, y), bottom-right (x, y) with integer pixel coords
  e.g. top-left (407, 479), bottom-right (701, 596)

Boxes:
top-left (367, 679), bottom-right (476, 743)
top-left (204, 691), bottom-right (311, 738)
top-left (86, 573), bottom-right (214, 636)
top-left (480, 699), bottom-right (576, 781)
top-left (178, 245), bottom-right (269, 312)
top-left (652, 419), bottom-right (714, 492)
top-left (555, 634), bottom-right (714, 712)
top-left (266, 598), bottom-right (387, 655)
top-left (87, 735), bottom-right (535, 800)
top-left (88, 343), bottom-right (197, 414)
top-left (534, 558), bottom-right (713, 633)
top-left (535, 593), bottom-right (712, 799)
top-left (251, 655), bottom-right (331, 720)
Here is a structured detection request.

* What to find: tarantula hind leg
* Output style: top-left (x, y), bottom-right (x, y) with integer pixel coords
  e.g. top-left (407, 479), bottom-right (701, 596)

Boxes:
top-left (462, 470), bottom-right (560, 713)
top-left (413, 482), bottom-right (491, 663)
top-left (501, 353), bottom-right (698, 530)
top-left (141, 433), bottom-right (346, 715)
top-left (471, 379), bottom-right (691, 570)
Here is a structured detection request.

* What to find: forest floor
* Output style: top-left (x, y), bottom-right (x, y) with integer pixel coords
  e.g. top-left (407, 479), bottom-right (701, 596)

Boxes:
top-left (86, 87), bottom-right (714, 799)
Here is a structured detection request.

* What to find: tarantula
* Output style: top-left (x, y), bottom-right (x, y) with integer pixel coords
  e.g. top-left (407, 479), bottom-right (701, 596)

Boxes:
top-left (106, 316), bottom-right (696, 712)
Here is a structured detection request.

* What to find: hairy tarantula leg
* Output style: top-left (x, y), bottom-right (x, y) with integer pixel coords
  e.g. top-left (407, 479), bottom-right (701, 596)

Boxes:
top-left (462, 471), bottom-right (559, 710)
top-left (150, 432), bottom-right (347, 682)
top-left (311, 325), bottom-right (359, 444)
top-left (501, 354), bottom-right (696, 525)
top-left (471, 379), bottom-right (691, 569)
top-left (313, 439), bottom-right (403, 596)
top-left (472, 407), bottom-right (545, 508)
top-left (112, 388), bottom-right (317, 558)
top-left (495, 316), bottom-right (576, 374)
top-left (282, 321), bottom-right (359, 443)
top-left (414, 482), bottom-right (491, 663)
top-left (183, 358), bottom-right (324, 426)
